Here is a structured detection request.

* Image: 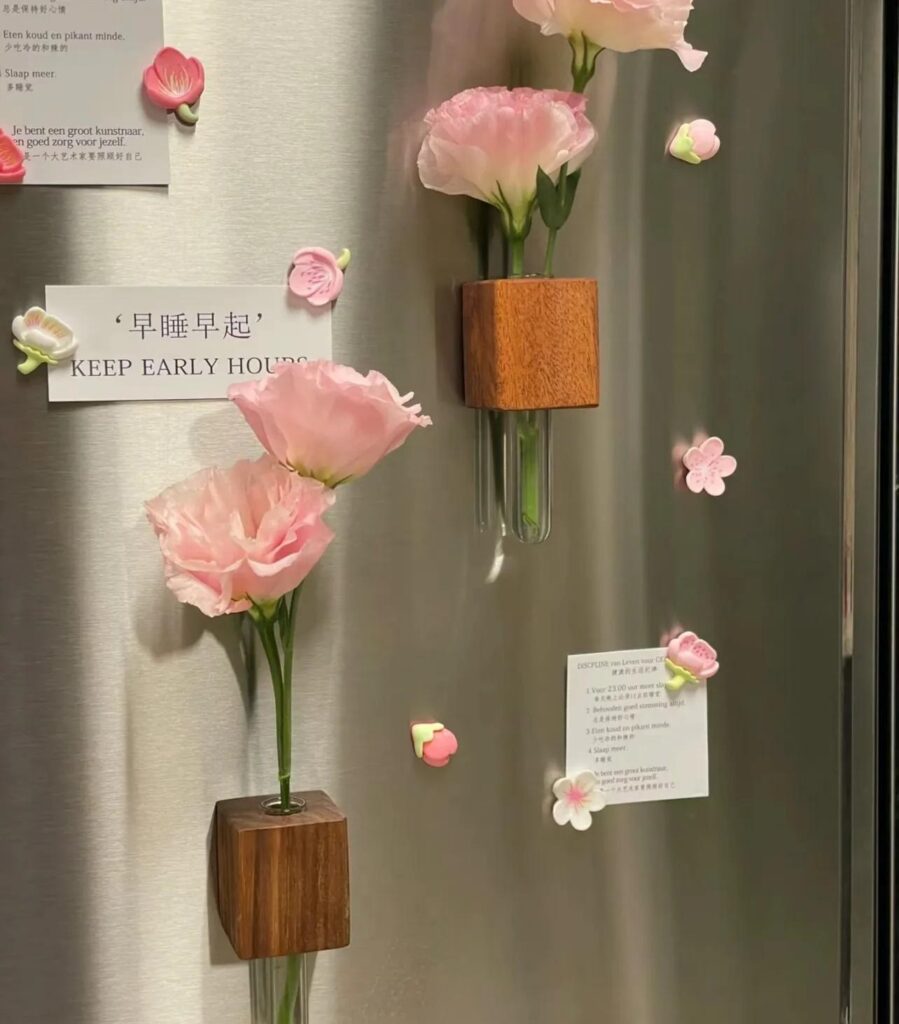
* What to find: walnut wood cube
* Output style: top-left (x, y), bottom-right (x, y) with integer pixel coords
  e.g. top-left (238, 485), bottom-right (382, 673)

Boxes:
top-left (214, 790), bottom-right (350, 961)
top-left (462, 277), bottom-right (599, 410)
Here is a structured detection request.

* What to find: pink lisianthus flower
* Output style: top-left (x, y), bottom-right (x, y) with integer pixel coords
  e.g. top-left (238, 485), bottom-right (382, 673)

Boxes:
top-left (145, 455), bottom-right (334, 618)
top-left (665, 631), bottom-right (719, 691)
top-left (229, 360), bottom-right (432, 488)
top-left (514, 0), bottom-right (707, 73)
top-left (417, 86), bottom-right (596, 238)
top-left (143, 47), bottom-right (205, 125)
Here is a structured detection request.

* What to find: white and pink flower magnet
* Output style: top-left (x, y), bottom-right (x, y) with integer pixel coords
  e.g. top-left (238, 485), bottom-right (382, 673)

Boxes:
top-left (11, 307), bottom-right (78, 375)
top-left (665, 631), bottom-right (719, 692)
top-left (682, 436), bottom-right (737, 496)
top-left (669, 119), bottom-right (720, 165)
top-left (411, 722), bottom-right (458, 768)
top-left (552, 771), bottom-right (606, 831)
top-left (143, 47), bottom-right (205, 126)
top-left (288, 248), bottom-right (351, 307)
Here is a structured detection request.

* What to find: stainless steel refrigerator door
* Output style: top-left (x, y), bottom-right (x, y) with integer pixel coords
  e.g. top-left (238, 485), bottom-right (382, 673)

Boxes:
top-left (0, 0), bottom-right (865, 1022)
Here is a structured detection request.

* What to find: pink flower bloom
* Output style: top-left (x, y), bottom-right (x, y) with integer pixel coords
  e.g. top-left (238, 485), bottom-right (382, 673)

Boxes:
top-left (143, 47), bottom-right (205, 125)
top-left (410, 722), bottom-right (459, 768)
top-left (288, 248), bottom-right (350, 306)
top-left (418, 86), bottom-right (597, 235)
top-left (514, 0), bottom-right (708, 72)
top-left (666, 631), bottom-right (719, 691)
top-left (552, 771), bottom-right (606, 830)
top-left (0, 130), bottom-right (25, 184)
top-left (229, 360), bottom-right (432, 488)
top-left (683, 436), bottom-right (737, 496)
top-left (145, 455), bottom-right (334, 618)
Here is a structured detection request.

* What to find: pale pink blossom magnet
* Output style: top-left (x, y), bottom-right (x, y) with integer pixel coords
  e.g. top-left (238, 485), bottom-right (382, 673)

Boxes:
top-left (411, 722), bottom-right (458, 768)
top-left (682, 436), bottom-right (737, 496)
top-left (143, 47), bottom-right (205, 126)
top-left (669, 119), bottom-right (720, 165)
top-left (0, 129), bottom-right (25, 184)
top-left (288, 248), bottom-right (351, 307)
top-left (552, 771), bottom-right (606, 830)
top-left (666, 631), bottom-right (719, 692)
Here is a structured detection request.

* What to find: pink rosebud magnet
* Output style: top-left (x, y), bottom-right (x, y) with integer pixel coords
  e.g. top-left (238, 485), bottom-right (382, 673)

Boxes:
top-left (0, 129), bottom-right (25, 184)
top-left (682, 436), bottom-right (737, 496)
top-left (411, 722), bottom-right (458, 768)
top-left (288, 248), bottom-right (351, 307)
top-left (666, 631), bottom-right (719, 692)
top-left (143, 47), bottom-right (205, 126)
top-left (669, 119), bottom-right (720, 165)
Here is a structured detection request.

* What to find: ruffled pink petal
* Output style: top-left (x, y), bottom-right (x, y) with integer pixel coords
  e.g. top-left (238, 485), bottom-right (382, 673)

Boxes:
top-left (675, 43), bottom-right (708, 72)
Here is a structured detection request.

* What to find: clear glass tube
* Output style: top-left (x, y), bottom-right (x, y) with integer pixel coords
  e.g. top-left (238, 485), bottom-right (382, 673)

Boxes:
top-left (475, 409), bottom-right (495, 533)
top-left (250, 955), bottom-right (308, 1024)
top-left (500, 409), bottom-right (552, 544)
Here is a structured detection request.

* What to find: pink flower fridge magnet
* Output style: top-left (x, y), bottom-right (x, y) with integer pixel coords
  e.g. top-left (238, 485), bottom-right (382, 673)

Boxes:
top-left (143, 47), bottom-right (205, 126)
top-left (669, 119), bottom-right (720, 165)
top-left (682, 436), bottom-right (737, 496)
top-left (665, 631), bottom-right (719, 692)
top-left (288, 248), bottom-right (351, 307)
top-left (0, 129), bottom-right (26, 184)
top-left (552, 771), bottom-right (606, 831)
top-left (411, 722), bottom-right (458, 768)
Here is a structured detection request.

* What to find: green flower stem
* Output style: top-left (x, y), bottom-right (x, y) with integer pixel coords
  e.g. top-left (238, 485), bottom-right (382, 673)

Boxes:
top-left (519, 412), bottom-right (540, 529)
top-left (277, 954), bottom-right (303, 1024)
top-left (542, 163), bottom-right (571, 278)
top-left (175, 102), bottom-right (199, 126)
top-left (509, 234), bottom-right (525, 278)
top-left (569, 34), bottom-right (602, 93)
top-left (16, 352), bottom-right (44, 375)
top-left (251, 585), bottom-right (304, 813)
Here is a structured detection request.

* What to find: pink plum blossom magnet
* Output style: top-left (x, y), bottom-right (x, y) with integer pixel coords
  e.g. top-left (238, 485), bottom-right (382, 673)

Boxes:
top-left (11, 307), bottom-right (78, 374)
top-left (552, 771), bottom-right (606, 830)
top-left (669, 119), bottom-right (720, 165)
top-left (682, 436), bottom-right (737, 496)
top-left (143, 47), bottom-right (205, 126)
top-left (0, 129), bottom-right (25, 184)
top-left (411, 722), bottom-right (458, 768)
top-left (665, 631), bottom-right (719, 692)
top-left (288, 248), bottom-right (351, 307)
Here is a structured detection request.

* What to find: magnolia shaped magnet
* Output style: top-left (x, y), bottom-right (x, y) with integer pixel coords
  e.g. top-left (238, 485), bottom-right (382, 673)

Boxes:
top-left (683, 436), bottom-right (737, 496)
top-left (552, 771), bottom-right (606, 831)
top-left (669, 119), bottom-right (720, 165)
top-left (12, 307), bottom-right (78, 374)
top-left (143, 47), bottom-right (205, 126)
top-left (411, 722), bottom-right (458, 768)
top-left (289, 248), bottom-right (351, 306)
top-left (665, 631), bottom-right (719, 692)
top-left (0, 130), bottom-right (25, 184)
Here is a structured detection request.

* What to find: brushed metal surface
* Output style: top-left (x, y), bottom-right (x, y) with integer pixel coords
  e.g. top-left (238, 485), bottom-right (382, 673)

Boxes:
top-left (0, 1), bottom-right (857, 1022)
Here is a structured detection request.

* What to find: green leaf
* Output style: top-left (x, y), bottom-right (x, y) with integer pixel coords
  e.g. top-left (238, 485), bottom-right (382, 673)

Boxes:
top-left (536, 166), bottom-right (565, 229)
top-left (561, 169), bottom-right (581, 223)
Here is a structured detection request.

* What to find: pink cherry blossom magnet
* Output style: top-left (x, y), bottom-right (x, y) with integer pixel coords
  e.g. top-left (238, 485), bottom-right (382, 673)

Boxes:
top-left (0, 129), bottom-right (26, 184)
top-left (682, 436), bottom-right (737, 496)
top-left (143, 47), bottom-right (205, 126)
top-left (288, 248), bottom-right (351, 306)
top-left (666, 631), bottom-right (720, 692)
top-left (669, 119), bottom-right (720, 165)
top-left (411, 722), bottom-right (458, 768)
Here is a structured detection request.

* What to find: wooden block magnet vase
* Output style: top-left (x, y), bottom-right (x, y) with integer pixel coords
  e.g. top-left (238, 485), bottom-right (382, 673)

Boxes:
top-left (462, 278), bottom-right (599, 411)
top-left (214, 790), bottom-right (350, 961)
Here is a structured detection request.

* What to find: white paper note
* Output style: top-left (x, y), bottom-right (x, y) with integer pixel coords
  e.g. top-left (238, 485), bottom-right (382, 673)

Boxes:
top-left (0, 0), bottom-right (168, 185)
top-left (566, 648), bottom-right (709, 805)
top-left (45, 286), bottom-right (332, 402)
